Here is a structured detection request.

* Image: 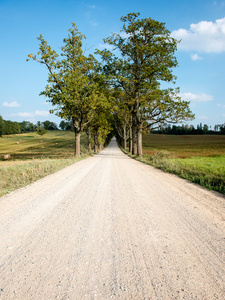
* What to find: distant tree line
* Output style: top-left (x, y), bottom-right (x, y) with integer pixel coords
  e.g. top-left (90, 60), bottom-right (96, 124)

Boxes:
top-left (0, 115), bottom-right (61, 136)
top-left (0, 114), bottom-right (103, 138)
top-left (151, 123), bottom-right (225, 135)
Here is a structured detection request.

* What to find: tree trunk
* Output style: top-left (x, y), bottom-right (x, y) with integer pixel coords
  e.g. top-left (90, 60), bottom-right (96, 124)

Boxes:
top-left (74, 128), bottom-right (81, 157)
top-left (132, 123), bottom-right (137, 155)
top-left (73, 117), bottom-right (81, 157)
top-left (87, 126), bottom-right (92, 153)
top-left (89, 142), bottom-right (92, 153)
top-left (129, 125), bottom-right (132, 153)
top-left (122, 138), bottom-right (126, 149)
top-left (123, 125), bottom-right (127, 150)
top-left (137, 127), bottom-right (143, 156)
top-left (94, 135), bottom-right (98, 153)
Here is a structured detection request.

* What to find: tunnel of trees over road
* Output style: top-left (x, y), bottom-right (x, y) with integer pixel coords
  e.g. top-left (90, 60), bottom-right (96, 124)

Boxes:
top-left (26, 13), bottom-right (195, 157)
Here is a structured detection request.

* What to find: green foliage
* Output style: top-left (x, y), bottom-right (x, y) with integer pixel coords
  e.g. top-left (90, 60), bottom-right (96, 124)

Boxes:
top-left (19, 121), bottom-right (36, 133)
top-left (99, 12), bottom-right (179, 87)
top-left (219, 124), bottom-right (225, 134)
top-left (59, 120), bottom-right (72, 131)
top-left (42, 120), bottom-right (58, 130)
top-left (28, 23), bottom-right (112, 156)
top-left (36, 126), bottom-right (48, 136)
top-left (0, 115), bottom-right (5, 137)
top-left (4, 120), bottom-right (21, 134)
top-left (27, 14), bottom-right (195, 156)
top-left (97, 12), bottom-right (194, 155)
top-left (0, 118), bottom-right (38, 135)
top-left (152, 123), bottom-right (225, 135)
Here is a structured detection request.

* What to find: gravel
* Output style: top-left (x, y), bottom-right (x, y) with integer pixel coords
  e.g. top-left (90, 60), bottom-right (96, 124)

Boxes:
top-left (0, 138), bottom-right (224, 299)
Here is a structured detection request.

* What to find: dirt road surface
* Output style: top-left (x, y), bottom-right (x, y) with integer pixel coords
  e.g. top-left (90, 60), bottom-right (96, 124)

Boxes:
top-left (0, 138), bottom-right (224, 299)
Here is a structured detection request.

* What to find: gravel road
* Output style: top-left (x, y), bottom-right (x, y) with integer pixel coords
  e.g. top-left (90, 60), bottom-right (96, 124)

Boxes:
top-left (0, 138), bottom-right (224, 299)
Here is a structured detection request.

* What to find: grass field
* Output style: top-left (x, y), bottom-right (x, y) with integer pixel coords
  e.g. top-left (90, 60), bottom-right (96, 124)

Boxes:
top-left (140, 134), bottom-right (225, 194)
top-left (0, 131), bottom-right (88, 160)
top-left (1, 132), bottom-right (225, 196)
top-left (0, 131), bottom-right (89, 197)
top-left (142, 134), bottom-right (225, 158)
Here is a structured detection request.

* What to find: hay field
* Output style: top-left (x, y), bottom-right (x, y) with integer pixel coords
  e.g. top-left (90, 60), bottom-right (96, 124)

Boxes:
top-left (0, 131), bottom-right (89, 197)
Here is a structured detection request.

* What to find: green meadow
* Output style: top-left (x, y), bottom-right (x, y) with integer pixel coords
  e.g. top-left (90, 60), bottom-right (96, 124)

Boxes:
top-left (0, 131), bottom-right (89, 197)
top-left (140, 134), bottom-right (225, 194)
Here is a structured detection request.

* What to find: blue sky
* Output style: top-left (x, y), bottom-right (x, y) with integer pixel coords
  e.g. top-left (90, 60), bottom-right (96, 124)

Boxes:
top-left (1, 0), bottom-right (225, 128)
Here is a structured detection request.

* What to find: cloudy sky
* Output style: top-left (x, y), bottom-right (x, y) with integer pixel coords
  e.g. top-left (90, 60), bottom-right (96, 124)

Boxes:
top-left (0, 0), bottom-right (225, 128)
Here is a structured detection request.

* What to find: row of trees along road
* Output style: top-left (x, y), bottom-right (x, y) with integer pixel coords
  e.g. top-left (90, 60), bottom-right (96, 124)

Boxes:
top-left (28, 13), bottom-right (194, 157)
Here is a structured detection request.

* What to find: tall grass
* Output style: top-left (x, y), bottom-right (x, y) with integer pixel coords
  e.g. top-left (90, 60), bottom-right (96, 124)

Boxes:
top-left (0, 131), bottom-right (90, 197)
top-left (0, 155), bottom-right (89, 197)
top-left (139, 152), bottom-right (225, 194)
top-left (124, 134), bottom-right (225, 194)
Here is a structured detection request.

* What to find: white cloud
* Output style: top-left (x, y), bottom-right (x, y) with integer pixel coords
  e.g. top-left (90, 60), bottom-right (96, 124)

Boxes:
top-left (34, 110), bottom-right (49, 117)
top-left (99, 43), bottom-right (114, 50)
top-left (119, 31), bottom-right (130, 38)
top-left (218, 103), bottom-right (225, 108)
top-left (3, 101), bottom-right (20, 107)
top-left (172, 17), bottom-right (225, 53)
top-left (10, 111), bottom-right (49, 118)
top-left (180, 92), bottom-right (214, 102)
top-left (18, 112), bottom-right (34, 118)
top-left (191, 53), bottom-right (203, 61)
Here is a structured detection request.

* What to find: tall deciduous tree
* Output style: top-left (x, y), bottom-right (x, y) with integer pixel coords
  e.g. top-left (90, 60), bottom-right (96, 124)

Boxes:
top-left (28, 23), bottom-right (103, 157)
top-left (97, 13), bottom-right (194, 156)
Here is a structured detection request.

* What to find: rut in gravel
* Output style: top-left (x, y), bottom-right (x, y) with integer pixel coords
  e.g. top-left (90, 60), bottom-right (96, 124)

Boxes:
top-left (0, 137), bottom-right (224, 299)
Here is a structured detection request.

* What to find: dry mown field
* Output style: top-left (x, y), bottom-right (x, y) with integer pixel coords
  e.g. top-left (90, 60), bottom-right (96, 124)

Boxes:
top-left (0, 131), bottom-right (89, 197)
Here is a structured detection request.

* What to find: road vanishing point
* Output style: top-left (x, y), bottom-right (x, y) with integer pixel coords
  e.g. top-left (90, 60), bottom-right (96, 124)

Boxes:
top-left (0, 138), bottom-right (224, 299)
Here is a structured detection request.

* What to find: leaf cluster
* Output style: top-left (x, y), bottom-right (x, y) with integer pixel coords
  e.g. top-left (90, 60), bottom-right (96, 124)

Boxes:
top-left (97, 12), bottom-right (194, 132)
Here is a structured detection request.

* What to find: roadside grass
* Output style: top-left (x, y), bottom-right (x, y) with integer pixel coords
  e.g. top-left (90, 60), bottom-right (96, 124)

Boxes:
top-left (0, 156), bottom-right (89, 197)
top-left (0, 131), bottom-right (89, 197)
top-left (139, 153), bottom-right (225, 195)
top-left (130, 134), bottom-right (225, 194)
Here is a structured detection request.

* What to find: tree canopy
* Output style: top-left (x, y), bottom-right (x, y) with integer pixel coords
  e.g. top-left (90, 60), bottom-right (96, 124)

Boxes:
top-left (97, 12), bottom-right (194, 155)
top-left (28, 14), bottom-right (195, 156)
top-left (28, 23), bottom-right (112, 157)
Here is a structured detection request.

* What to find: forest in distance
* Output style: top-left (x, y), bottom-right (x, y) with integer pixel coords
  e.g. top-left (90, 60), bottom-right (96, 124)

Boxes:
top-left (0, 115), bottom-right (224, 137)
